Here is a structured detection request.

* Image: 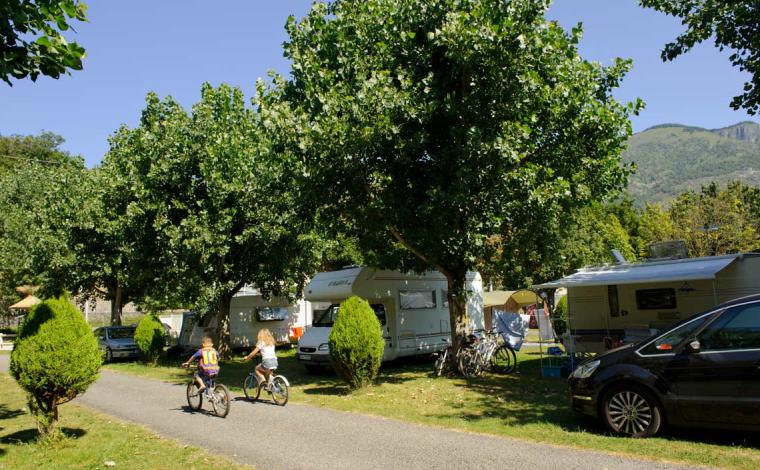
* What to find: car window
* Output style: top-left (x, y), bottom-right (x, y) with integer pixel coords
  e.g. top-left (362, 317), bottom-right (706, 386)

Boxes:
top-left (699, 303), bottom-right (760, 352)
top-left (639, 312), bottom-right (714, 355)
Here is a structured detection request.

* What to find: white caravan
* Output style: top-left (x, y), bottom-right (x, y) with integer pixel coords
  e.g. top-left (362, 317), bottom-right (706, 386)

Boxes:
top-left (180, 286), bottom-right (319, 349)
top-left (296, 267), bottom-right (484, 369)
top-left (535, 253), bottom-right (760, 353)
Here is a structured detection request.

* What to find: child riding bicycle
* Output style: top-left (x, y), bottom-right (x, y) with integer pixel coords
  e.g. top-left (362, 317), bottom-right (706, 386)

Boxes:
top-left (244, 329), bottom-right (277, 390)
top-left (182, 336), bottom-right (220, 392)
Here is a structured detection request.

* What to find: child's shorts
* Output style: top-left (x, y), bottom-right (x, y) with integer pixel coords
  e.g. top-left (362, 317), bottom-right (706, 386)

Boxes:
top-left (262, 358), bottom-right (278, 370)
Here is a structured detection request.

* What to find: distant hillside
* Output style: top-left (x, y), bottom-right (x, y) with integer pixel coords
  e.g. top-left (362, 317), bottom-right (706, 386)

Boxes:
top-left (623, 121), bottom-right (760, 204)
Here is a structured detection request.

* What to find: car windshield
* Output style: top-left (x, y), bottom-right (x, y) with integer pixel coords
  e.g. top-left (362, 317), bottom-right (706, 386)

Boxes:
top-left (313, 304), bottom-right (386, 327)
top-left (108, 327), bottom-right (135, 339)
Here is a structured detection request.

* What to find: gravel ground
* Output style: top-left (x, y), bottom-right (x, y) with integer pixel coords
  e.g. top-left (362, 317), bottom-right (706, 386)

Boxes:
top-left (0, 355), bottom-right (705, 470)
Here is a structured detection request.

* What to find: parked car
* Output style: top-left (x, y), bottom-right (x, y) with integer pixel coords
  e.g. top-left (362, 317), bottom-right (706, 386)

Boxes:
top-left (569, 293), bottom-right (760, 437)
top-left (94, 326), bottom-right (140, 362)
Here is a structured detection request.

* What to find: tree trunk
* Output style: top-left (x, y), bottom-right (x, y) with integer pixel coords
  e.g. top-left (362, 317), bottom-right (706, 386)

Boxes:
top-left (214, 282), bottom-right (245, 359)
top-left (109, 282), bottom-right (122, 326)
top-left (214, 292), bottom-right (233, 359)
top-left (446, 270), bottom-right (469, 357)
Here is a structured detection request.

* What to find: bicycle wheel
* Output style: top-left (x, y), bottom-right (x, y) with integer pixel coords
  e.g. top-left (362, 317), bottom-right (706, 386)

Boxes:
top-left (270, 376), bottom-right (289, 406)
top-left (243, 374), bottom-right (261, 401)
top-left (211, 384), bottom-right (231, 418)
top-left (458, 349), bottom-right (481, 378)
top-left (490, 345), bottom-right (517, 374)
top-left (186, 381), bottom-right (203, 411)
top-left (434, 348), bottom-right (449, 377)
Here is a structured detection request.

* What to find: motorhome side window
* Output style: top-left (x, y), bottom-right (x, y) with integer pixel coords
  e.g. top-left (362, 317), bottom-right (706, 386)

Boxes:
top-left (256, 306), bottom-right (289, 322)
top-left (314, 303), bottom-right (386, 327)
top-left (400, 290), bottom-right (436, 309)
top-left (636, 288), bottom-right (677, 310)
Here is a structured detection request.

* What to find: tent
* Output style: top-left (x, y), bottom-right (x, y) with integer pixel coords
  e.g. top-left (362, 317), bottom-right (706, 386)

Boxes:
top-left (10, 295), bottom-right (41, 310)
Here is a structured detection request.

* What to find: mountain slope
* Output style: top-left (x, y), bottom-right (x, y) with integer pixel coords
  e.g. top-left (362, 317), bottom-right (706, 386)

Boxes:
top-left (623, 121), bottom-right (760, 204)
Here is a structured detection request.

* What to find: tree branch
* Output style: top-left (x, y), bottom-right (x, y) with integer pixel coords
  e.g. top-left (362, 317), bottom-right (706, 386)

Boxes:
top-left (388, 226), bottom-right (452, 279)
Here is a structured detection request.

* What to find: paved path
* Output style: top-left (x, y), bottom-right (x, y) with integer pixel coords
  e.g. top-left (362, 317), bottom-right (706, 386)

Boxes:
top-left (0, 355), bottom-right (704, 470)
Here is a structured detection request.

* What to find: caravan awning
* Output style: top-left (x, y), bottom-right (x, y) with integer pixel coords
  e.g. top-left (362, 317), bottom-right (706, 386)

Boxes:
top-left (533, 254), bottom-right (742, 289)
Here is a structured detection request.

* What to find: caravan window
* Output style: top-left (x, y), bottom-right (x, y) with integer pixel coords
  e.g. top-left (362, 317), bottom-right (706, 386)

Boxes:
top-left (256, 306), bottom-right (289, 322)
top-left (400, 290), bottom-right (436, 310)
top-left (636, 288), bottom-right (677, 310)
top-left (608, 285), bottom-right (620, 317)
top-left (313, 303), bottom-right (387, 327)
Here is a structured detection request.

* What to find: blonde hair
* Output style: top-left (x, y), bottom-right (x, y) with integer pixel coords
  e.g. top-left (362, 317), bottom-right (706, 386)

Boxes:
top-left (202, 336), bottom-right (214, 347)
top-left (257, 328), bottom-right (275, 347)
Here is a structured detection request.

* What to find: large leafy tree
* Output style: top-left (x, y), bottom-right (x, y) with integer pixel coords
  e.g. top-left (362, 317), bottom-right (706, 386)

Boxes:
top-left (0, 132), bottom-right (73, 174)
top-left (639, 182), bottom-right (760, 257)
top-left (283, 0), bottom-right (641, 353)
top-left (0, 158), bottom-right (89, 311)
top-left (105, 83), bottom-right (322, 357)
top-left (641, 0), bottom-right (760, 114)
top-left (1, 0), bottom-right (88, 85)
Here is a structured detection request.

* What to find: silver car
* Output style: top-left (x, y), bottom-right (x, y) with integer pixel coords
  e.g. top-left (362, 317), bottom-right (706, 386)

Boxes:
top-left (95, 326), bottom-right (140, 362)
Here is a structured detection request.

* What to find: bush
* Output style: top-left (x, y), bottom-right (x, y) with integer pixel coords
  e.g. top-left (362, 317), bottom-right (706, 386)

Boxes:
top-left (552, 295), bottom-right (568, 337)
top-left (134, 314), bottom-right (166, 366)
top-left (328, 296), bottom-right (384, 390)
top-left (10, 297), bottom-right (101, 437)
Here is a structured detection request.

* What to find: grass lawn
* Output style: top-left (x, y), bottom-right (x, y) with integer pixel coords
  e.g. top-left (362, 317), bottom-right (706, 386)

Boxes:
top-left (106, 347), bottom-right (760, 470)
top-left (0, 373), bottom-right (252, 470)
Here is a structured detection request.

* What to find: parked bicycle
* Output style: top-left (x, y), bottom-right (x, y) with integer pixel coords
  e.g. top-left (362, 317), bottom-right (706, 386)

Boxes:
top-left (184, 365), bottom-right (231, 418)
top-left (434, 330), bottom-right (516, 378)
top-left (242, 359), bottom-right (290, 406)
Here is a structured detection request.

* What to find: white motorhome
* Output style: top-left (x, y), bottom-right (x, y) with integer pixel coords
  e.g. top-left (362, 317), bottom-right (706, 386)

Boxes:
top-left (179, 286), bottom-right (319, 349)
top-left (296, 267), bottom-right (484, 369)
top-left (535, 253), bottom-right (760, 353)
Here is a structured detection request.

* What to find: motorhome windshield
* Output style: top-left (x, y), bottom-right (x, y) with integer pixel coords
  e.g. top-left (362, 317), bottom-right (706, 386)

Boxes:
top-left (313, 303), bottom-right (386, 327)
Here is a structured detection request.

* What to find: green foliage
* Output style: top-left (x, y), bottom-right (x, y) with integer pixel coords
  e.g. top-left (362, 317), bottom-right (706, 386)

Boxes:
top-left (10, 296), bottom-right (100, 437)
top-left (282, 0), bottom-right (640, 346)
top-left (641, 0), bottom-right (760, 114)
top-left (328, 296), bottom-right (384, 390)
top-left (1, 1), bottom-right (88, 84)
top-left (0, 132), bottom-right (73, 175)
top-left (623, 122), bottom-right (760, 204)
top-left (134, 314), bottom-right (165, 366)
top-left (103, 83), bottom-right (324, 356)
top-left (552, 295), bottom-right (567, 337)
top-left (501, 201), bottom-right (637, 288)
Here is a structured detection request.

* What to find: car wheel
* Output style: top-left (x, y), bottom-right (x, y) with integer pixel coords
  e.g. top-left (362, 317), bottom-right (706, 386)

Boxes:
top-left (105, 347), bottom-right (113, 363)
top-left (602, 385), bottom-right (663, 437)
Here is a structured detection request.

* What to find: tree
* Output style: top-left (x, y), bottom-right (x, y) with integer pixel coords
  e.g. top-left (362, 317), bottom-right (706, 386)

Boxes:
top-left (10, 297), bottom-right (100, 437)
top-left (1, 0), bottom-right (88, 85)
top-left (0, 158), bottom-right (88, 308)
top-left (283, 0), bottom-right (640, 354)
top-left (328, 296), bottom-right (385, 389)
top-left (636, 182), bottom-right (760, 257)
top-left (641, 0), bottom-right (760, 114)
top-left (104, 83), bottom-right (323, 357)
top-left (0, 132), bottom-right (73, 174)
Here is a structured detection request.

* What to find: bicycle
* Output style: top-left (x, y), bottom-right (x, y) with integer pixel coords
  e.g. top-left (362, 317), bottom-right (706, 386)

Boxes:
top-left (435, 330), bottom-right (517, 378)
top-left (183, 365), bottom-right (231, 418)
top-left (433, 335), bottom-right (479, 377)
top-left (242, 361), bottom-right (290, 406)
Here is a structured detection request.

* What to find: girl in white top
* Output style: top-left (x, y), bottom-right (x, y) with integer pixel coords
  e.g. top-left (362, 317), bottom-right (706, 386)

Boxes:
top-left (244, 328), bottom-right (278, 388)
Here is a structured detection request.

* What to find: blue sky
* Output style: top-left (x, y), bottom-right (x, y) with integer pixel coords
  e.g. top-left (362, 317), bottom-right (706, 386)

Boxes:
top-left (0, 0), bottom-right (754, 166)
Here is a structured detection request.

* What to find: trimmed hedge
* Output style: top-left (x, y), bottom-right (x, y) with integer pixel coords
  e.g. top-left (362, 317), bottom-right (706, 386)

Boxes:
top-left (134, 313), bottom-right (166, 366)
top-left (328, 296), bottom-right (384, 390)
top-left (10, 297), bottom-right (101, 437)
